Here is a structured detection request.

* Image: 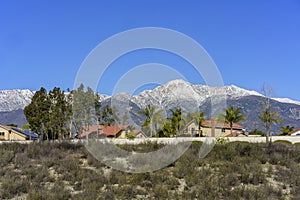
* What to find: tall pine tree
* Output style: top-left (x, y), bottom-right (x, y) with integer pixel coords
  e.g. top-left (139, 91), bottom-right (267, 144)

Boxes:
top-left (24, 87), bottom-right (51, 139)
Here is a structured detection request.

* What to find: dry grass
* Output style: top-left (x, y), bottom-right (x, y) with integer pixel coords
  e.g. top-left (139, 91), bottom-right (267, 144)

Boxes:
top-left (0, 141), bottom-right (300, 199)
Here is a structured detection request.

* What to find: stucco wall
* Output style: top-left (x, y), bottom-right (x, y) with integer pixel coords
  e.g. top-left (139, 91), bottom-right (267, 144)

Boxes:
top-left (0, 126), bottom-right (27, 141)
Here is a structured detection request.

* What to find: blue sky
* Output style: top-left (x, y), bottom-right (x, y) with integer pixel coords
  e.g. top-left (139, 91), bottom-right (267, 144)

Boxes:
top-left (1, 1), bottom-right (300, 100)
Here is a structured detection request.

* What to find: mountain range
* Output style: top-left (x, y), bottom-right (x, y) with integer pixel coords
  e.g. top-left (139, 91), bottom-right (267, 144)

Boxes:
top-left (1, 79), bottom-right (299, 133)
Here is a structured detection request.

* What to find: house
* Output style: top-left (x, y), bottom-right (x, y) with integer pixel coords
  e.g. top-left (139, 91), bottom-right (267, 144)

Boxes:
top-left (288, 128), bottom-right (300, 136)
top-left (132, 130), bottom-right (147, 138)
top-left (181, 119), bottom-right (200, 137)
top-left (182, 119), bottom-right (246, 137)
top-left (0, 125), bottom-right (39, 141)
top-left (77, 124), bottom-right (131, 139)
top-left (76, 125), bottom-right (148, 139)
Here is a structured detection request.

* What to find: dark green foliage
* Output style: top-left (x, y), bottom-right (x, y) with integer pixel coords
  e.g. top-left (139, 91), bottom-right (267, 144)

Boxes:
top-left (6, 123), bottom-right (18, 127)
top-left (24, 87), bottom-right (51, 135)
top-left (248, 128), bottom-right (265, 136)
top-left (100, 105), bottom-right (116, 126)
top-left (218, 106), bottom-right (246, 135)
top-left (274, 140), bottom-right (292, 145)
top-left (94, 93), bottom-right (102, 124)
top-left (280, 125), bottom-right (294, 135)
top-left (169, 108), bottom-right (182, 137)
top-left (24, 87), bottom-right (72, 140)
top-left (48, 87), bottom-right (71, 139)
top-left (0, 141), bottom-right (300, 199)
top-left (156, 122), bottom-right (173, 137)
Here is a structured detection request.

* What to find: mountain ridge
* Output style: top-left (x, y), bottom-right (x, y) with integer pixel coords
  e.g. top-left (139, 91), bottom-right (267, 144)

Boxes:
top-left (1, 80), bottom-right (299, 113)
top-left (0, 80), bottom-right (300, 132)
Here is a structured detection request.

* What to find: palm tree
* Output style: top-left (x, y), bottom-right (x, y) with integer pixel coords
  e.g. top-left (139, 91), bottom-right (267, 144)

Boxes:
top-left (197, 112), bottom-right (206, 137)
top-left (138, 104), bottom-right (163, 136)
top-left (259, 108), bottom-right (282, 142)
top-left (280, 125), bottom-right (294, 135)
top-left (220, 106), bottom-right (245, 136)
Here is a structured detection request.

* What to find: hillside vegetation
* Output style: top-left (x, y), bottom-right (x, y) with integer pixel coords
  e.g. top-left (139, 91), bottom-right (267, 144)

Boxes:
top-left (0, 141), bottom-right (300, 199)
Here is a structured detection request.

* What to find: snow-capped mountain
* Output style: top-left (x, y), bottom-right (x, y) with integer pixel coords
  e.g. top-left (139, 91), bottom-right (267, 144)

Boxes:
top-left (1, 79), bottom-right (300, 131)
top-left (272, 98), bottom-right (300, 106)
top-left (0, 79), bottom-right (299, 113)
top-left (0, 89), bottom-right (34, 112)
top-left (131, 79), bottom-right (264, 110)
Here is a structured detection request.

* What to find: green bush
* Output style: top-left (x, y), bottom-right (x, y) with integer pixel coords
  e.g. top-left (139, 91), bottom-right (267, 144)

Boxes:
top-left (273, 140), bottom-right (292, 145)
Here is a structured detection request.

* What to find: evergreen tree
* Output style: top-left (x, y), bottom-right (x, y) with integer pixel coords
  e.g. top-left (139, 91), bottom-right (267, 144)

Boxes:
top-left (100, 105), bottom-right (116, 126)
top-left (24, 87), bottom-right (72, 140)
top-left (94, 93), bottom-right (102, 125)
top-left (72, 84), bottom-right (96, 134)
top-left (169, 108), bottom-right (182, 137)
top-left (24, 87), bottom-right (51, 139)
top-left (66, 91), bottom-right (73, 138)
top-left (157, 121), bottom-right (172, 137)
top-left (48, 87), bottom-right (70, 139)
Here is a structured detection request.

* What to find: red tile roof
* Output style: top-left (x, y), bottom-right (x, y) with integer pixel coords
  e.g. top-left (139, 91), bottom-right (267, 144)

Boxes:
top-left (201, 119), bottom-right (244, 130)
top-left (288, 128), bottom-right (300, 135)
top-left (78, 125), bottom-right (127, 138)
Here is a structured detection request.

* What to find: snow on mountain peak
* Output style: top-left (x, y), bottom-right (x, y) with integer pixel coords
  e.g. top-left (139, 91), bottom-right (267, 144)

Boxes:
top-left (0, 80), bottom-right (299, 113)
top-left (272, 98), bottom-right (300, 106)
top-left (131, 80), bottom-right (266, 110)
top-left (222, 85), bottom-right (264, 98)
top-left (0, 89), bottom-right (34, 112)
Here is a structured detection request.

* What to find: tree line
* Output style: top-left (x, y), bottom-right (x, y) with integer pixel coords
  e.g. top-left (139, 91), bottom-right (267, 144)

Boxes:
top-left (24, 84), bottom-right (117, 140)
top-left (24, 84), bottom-right (293, 142)
top-left (139, 102), bottom-right (288, 143)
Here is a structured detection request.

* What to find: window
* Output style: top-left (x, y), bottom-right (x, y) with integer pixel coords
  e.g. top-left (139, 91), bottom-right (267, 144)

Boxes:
top-left (191, 128), bottom-right (195, 135)
top-left (221, 128), bottom-right (226, 133)
top-left (0, 132), bottom-right (5, 136)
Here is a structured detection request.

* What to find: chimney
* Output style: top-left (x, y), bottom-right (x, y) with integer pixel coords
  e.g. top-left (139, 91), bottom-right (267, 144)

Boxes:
top-left (211, 118), bottom-right (215, 137)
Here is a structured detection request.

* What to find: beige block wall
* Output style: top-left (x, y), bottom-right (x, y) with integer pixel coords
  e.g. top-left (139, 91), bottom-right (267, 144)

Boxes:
top-left (9, 132), bottom-right (27, 140)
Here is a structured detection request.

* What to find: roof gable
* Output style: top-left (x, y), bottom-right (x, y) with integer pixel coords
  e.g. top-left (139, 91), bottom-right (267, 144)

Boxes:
top-left (0, 125), bottom-right (38, 139)
top-left (12, 128), bottom-right (39, 138)
top-left (288, 128), bottom-right (300, 135)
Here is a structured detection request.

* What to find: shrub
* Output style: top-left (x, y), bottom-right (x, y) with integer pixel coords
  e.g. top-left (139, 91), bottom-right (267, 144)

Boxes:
top-left (0, 140), bottom-right (299, 199)
top-left (216, 137), bottom-right (229, 145)
top-left (273, 140), bottom-right (292, 145)
top-left (248, 129), bottom-right (265, 136)
top-left (0, 149), bottom-right (14, 167)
